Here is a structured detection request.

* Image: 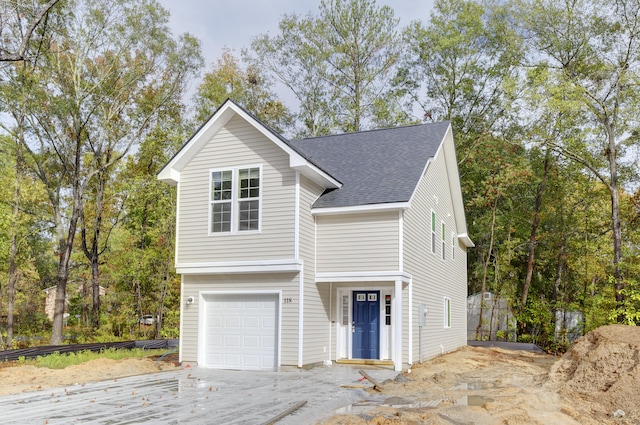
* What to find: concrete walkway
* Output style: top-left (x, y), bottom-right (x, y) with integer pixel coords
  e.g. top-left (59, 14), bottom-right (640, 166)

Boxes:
top-left (0, 364), bottom-right (399, 424)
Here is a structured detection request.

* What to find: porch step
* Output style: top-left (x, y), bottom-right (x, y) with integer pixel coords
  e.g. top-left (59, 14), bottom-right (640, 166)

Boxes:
top-left (335, 359), bottom-right (394, 366)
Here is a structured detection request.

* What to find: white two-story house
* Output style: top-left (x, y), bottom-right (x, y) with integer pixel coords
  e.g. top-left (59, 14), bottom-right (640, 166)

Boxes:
top-left (158, 100), bottom-right (473, 371)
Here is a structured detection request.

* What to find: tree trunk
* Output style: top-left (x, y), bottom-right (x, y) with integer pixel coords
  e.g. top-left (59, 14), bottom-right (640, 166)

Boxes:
top-left (50, 185), bottom-right (83, 345)
top-left (476, 197), bottom-right (498, 340)
top-left (604, 124), bottom-right (624, 321)
top-left (81, 173), bottom-right (105, 330)
top-left (521, 149), bottom-right (550, 308)
top-left (7, 150), bottom-right (21, 349)
top-left (7, 234), bottom-right (17, 349)
top-left (553, 244), bottom-right (565, 302)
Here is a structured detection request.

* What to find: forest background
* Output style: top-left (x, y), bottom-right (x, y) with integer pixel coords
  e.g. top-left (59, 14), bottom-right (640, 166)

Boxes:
top-left (0, 0), bottom-right (638, 351)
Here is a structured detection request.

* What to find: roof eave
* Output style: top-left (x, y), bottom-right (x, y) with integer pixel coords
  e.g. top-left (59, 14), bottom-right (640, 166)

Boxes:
top-left (312, 201), bottom-right (410, 216)
top-left (157, 99), bottom-right (340, 189)
top-left (458, 232), bottom-right (475, 248)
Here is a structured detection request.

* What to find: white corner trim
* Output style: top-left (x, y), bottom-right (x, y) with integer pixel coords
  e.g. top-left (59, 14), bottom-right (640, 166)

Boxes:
top-left (394, 280), bottom-right (403, 372)
top-left (179, 275), bottom-right (185, 363)
top-left (176, 259), bottom-right (303, 274)
top-left (316, 271), bottom-right (412, 283)
top-left (398, 210), bottom-right (404, 273)
top-left (294, 171), bottom-right (300, 260)
top-left (312, 202), bottom-right (410, 216)
top-left (298, 267), bottom-right (304, 368)
top-left (408, 278), bottom-right (412, 365)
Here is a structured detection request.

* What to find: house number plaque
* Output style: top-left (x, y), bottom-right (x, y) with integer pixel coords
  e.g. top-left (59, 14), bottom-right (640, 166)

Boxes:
top-left (283, 298), bottom-right (293, 303)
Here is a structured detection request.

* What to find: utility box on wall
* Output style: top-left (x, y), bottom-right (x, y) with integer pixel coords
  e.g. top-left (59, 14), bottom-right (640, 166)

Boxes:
top-left (419, 304), bottom-right (428, 326)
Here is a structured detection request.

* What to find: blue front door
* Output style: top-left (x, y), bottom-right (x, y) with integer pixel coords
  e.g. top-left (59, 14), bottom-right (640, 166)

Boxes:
top-left (352, 291), bottom-right (380, 359)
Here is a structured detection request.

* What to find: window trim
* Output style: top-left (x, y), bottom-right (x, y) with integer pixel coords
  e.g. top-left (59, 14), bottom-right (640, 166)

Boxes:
top-left (208, 165), bottom-right (262, 235)
top-left (444, 297), bottom-right (451, 328)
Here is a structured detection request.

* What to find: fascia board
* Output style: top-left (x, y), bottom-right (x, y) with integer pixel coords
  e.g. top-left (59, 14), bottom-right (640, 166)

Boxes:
top-left (311, 202), bottom-right (410, 216)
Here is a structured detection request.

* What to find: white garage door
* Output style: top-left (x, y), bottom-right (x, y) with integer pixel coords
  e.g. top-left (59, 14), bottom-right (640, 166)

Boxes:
top-left (203, 293), bottom-right (278, 370)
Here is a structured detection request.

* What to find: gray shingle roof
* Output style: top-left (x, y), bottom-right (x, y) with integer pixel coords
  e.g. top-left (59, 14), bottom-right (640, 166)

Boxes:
top-left (288, 122), bottom-right (450, 209)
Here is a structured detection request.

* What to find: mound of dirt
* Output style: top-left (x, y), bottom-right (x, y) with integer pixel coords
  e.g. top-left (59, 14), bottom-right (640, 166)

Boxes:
top-left (549, 325), bottom-right (640, 416)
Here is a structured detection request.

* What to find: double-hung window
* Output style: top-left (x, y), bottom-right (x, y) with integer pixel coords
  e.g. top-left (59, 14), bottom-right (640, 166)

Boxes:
top-left (451, 231), bottom-right (456, 260)
top-left (441, 222), bottom-right (446, 261)
top-left (431, 210), bottom-right (436, 255)
top-left (210, 166), bottom-right (261, 233)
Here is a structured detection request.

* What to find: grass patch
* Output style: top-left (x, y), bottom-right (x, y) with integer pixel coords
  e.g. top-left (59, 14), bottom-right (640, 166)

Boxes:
top-left (22, 348), bottom-right (168, 369)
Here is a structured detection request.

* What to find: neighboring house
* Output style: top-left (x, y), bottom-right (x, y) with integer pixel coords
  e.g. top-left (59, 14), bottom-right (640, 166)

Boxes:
top-left (158, 99), bottom-right (474, 371)
top-left (467, 292), bottom-right (517, 342)
top-left (555, 309), bottom-right (583, 343)
top-left (44, 285), bottom-right (106, 322)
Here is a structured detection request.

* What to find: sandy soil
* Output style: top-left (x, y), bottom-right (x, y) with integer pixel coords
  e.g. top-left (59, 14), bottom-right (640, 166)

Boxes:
top-left (1, 325), bottom-right (639, 425)
top-left (0, 356), bottom-right (178, 396)
top-left (319, 325), bottom-right (640, 425)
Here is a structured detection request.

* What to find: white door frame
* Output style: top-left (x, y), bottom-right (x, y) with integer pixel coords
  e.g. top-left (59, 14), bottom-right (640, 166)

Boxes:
top-left (335, 285), bottom-right (394, 362)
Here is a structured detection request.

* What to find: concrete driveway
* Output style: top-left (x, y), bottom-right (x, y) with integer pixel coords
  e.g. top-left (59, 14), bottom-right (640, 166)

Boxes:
top-left (0, 364), bottom-right (399, 424)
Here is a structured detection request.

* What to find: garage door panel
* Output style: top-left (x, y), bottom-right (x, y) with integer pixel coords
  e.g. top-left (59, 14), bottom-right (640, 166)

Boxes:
top-left (244, 316), bottom-right (260, 327)
top-left (203, 293), bottom-right (278, 370)
top-left (244, 335), bottom-right (259, 347)
top-left (226, 315), bottom-right (242, 325)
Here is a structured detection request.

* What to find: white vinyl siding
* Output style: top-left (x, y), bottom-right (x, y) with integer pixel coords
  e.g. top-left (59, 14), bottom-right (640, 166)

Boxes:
top-left (180, 273), bottom-right (299, 366)
top-left (176, 116), bottom-right (295, 264)
top-left (316, 211), bottom-right (400, 273)
top-left (403, 127), bottom-right (467, 361)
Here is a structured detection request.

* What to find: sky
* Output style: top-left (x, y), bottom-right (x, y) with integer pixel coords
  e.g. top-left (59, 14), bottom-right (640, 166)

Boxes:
top-left (157, 0), bottom-right (435, 80)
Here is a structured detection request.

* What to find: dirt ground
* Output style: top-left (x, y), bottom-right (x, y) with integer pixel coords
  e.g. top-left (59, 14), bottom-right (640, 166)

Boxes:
top-left (318, 325), bottom-right (640, 425)
top-left (0, 355), bottom-right (178, 396)
top-left (1, 325), bottom-right (639, 425)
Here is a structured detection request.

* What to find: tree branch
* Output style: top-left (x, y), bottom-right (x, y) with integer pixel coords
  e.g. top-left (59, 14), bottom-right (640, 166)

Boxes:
top-left (0, 0), bottom-right (61, 62)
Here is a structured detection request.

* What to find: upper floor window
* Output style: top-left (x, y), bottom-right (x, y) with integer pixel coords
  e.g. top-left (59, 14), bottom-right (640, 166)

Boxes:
top-left (431, 210), bottom-right (436, 254)
top-left (210, 166), bottom-right (261, 234)
top-left (441, 222), bottom-right (446, 261)
top-left (451, 231), bottom-right (456, 260)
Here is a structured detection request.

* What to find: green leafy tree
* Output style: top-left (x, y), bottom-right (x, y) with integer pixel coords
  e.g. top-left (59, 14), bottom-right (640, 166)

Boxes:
top-left (517, 0), bottom-right (640, 318)
top-left (251, 0), bottom-right (408, 135)
top-left (401, 0), bottom-right (523, 151)
top-left (193, 48), bottom-right (292, 133)
top-left (10, 0), bottom-right (201, 344)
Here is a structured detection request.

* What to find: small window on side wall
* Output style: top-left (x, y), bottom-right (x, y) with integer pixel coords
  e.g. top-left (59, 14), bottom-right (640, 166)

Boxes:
top-left (431, 210), bottom-right (436, 255)
top-left (451, 231), bottom-right (456, 260)
top-left (441, 222), bottom-right (446, 261)
top-left (444, 297), bottom-right (451, 328)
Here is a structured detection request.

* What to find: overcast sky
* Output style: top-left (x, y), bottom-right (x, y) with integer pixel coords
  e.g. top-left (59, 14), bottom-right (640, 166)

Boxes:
top-left (158, 0), bottom-right (435, 67)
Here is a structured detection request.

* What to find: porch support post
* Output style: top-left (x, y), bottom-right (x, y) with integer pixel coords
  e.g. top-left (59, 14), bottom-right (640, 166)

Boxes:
top-left (394, 279), bottom-right (403, 371)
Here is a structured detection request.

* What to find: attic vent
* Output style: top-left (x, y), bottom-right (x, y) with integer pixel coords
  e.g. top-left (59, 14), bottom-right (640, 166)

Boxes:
top-left (483, 293), bottom-right (492, 301)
